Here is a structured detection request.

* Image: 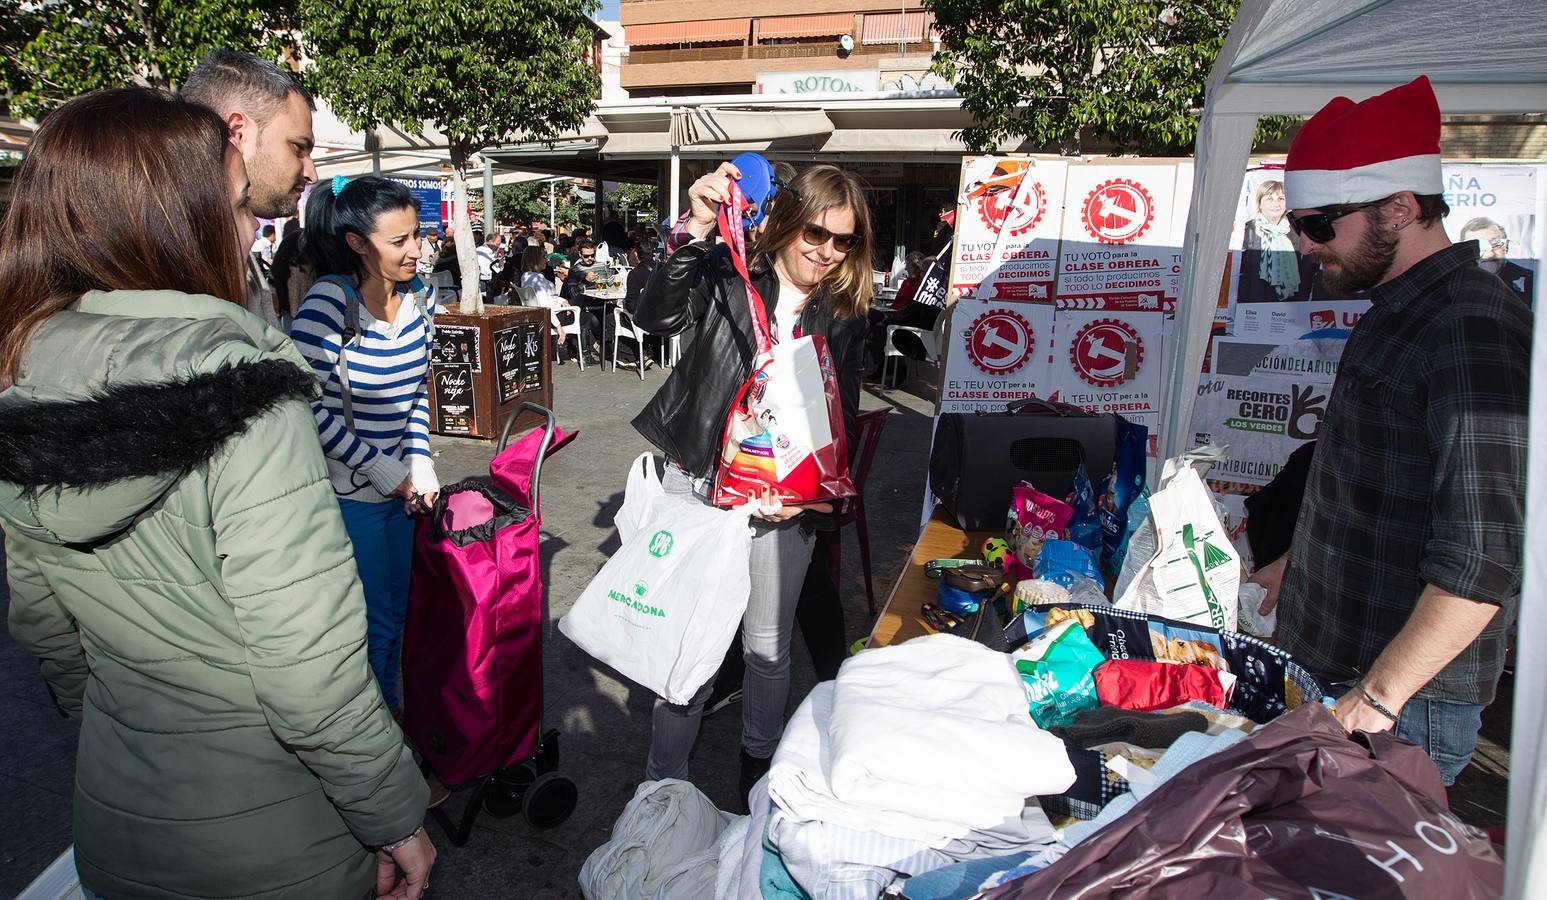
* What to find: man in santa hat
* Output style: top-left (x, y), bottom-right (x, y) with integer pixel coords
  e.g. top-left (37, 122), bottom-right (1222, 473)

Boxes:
top-left (1251, 76), bottom-right (1530, 784)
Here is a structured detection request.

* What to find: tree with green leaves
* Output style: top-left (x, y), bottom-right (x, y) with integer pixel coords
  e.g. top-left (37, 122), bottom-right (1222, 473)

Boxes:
top-left (609, 182), bottom-right (658, 228)
top-left (0, 0), bottom-right (299, 117)
top-left (304, 0), bottom-right (600, 313)
top-left (495, 179), bottom-right (584, 230)
top-left (925, 0), bottom-right (1281, 155)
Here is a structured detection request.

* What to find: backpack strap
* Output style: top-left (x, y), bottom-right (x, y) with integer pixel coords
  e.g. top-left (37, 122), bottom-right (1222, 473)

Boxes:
top-left (316, 274), bottom-right (363, 432)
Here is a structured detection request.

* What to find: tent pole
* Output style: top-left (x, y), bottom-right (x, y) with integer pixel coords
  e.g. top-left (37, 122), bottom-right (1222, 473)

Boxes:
top-left (549, 180), bottom-right (556, 231)
top-left (482, 157), bottom-right (495, 231)
top-left (670, 145), bottom-right (681, 225)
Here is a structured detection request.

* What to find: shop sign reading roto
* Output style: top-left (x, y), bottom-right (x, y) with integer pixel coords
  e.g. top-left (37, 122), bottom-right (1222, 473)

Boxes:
top-left (939, 297), bottom-right (1054, 413)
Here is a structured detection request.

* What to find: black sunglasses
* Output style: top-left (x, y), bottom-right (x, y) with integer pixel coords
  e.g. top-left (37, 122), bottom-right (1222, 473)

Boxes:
top-left (1286, 199), bottom-right (1386, 244)
top-left (800, 223), bottom-right (859, 253)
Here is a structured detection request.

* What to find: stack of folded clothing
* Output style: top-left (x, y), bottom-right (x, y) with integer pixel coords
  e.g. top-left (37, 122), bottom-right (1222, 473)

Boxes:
top-left (763, 635), bottom-right (1076, 899)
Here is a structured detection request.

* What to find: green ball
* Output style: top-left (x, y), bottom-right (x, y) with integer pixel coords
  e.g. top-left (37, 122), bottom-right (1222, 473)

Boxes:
top-left (982, 537), bottom-right (1010, 567)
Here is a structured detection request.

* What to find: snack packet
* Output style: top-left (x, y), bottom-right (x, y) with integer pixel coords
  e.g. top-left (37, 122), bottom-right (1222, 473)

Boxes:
top-left (1013, 619), bottom-right (1106, 728)
top-left (1064, 463), bottom-right (1102, 554)
top-left (1006, 483), bottom-right (1074, 579)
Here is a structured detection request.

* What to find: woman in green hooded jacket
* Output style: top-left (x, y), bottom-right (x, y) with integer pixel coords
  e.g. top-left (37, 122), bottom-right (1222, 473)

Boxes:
top-left (0, 88), bottom-right (435, 899)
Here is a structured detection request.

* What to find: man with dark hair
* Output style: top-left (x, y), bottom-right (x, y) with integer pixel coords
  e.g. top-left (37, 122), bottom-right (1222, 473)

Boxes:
top-left (184, 50), bottom-right (317, 325)
top-left (1254, 76), bottom-right (1530, 784)
top-left (1458, 216), bottom-right (1534, 306)
top-left (182, 49), bottom-right (317, 220)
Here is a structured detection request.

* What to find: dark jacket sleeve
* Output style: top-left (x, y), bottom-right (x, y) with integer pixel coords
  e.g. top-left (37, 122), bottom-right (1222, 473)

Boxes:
top-left (633, 239), bottom-right (719, 335)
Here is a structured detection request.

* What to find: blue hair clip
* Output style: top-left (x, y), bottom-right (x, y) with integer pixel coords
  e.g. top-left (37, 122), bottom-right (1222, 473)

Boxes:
top-left (331, 174), bottom-right (350, 197)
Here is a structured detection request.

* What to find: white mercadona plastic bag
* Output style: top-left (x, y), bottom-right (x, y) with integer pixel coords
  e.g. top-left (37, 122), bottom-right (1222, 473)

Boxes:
top-left (1114, 468), bottom-right (1241, 632)
top-left (562, 453), bottom-right (755, 704)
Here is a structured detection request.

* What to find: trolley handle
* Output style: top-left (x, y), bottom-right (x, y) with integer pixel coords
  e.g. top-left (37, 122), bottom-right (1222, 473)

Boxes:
top-left (495, 402), bottom-right (558, 512)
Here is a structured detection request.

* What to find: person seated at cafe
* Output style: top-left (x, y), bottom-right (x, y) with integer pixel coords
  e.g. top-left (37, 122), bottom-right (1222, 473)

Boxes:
top-left (562, 239), bottom-right (604, 302)
top-left (523, 247), bottom-right (599, 363)
top-left (866, 250), bottom-right (936, 382)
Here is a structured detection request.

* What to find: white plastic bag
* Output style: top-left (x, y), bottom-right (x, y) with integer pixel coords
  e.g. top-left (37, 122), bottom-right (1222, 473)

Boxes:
top-left (561, 454), bottom-right (755, 704)
top-left (1114, 468), bottom-right (1240, 631)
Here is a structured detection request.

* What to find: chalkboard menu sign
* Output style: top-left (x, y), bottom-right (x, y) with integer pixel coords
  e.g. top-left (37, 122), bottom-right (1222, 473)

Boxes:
top-left (433, 363), bottom-right (475, 434)
top-left (492, 324), bottom-right (524, 405)
top-left (521, 322), bottom-right (544, 392)
top-left (426, 307), bottom-right (551, 440)
top-left (433, 324), bottom-right (482, 372)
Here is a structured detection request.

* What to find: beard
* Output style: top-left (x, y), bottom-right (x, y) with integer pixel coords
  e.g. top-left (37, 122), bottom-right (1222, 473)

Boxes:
top-left (245, 151), bottom-right (303, 219)
top-left (1316, 215), bottom-right (1398, 295)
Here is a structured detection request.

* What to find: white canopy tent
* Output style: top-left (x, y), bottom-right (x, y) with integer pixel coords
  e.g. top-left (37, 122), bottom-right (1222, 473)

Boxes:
top-left (1163, 2), bottom-right (1547, 895)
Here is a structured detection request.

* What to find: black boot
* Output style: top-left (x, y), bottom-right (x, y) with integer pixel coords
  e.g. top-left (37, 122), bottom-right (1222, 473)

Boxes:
top-left (736, 747), bottom-right (772, 815)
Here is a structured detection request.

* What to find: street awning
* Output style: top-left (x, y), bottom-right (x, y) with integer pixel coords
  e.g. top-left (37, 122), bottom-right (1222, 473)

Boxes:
top-left (758, 14), bottom-right (853, 40)
top-left (667, 107), bottom-right (834, 145)
top-left (626, 18), bottom-right (750, 46)
top-left (861, 11), bottom-right (932, 45)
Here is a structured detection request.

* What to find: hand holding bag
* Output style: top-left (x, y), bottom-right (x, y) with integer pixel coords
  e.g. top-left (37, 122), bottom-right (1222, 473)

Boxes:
top-left (709, 181), bottom-right (856, 509)
top-left (561, 453), bottom-right (756, 704)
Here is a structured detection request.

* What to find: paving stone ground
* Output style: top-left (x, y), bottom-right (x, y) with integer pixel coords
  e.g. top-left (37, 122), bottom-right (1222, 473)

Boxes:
top-left (0, 358), bottom-right (1512, 897)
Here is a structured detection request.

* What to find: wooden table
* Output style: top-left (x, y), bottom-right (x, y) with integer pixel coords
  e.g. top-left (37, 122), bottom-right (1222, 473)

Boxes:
top-left (869, 509), bottom-right (996, 648)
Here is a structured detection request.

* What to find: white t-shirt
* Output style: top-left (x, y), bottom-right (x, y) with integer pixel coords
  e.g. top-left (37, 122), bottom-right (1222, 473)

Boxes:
top-left (772, 283), bottom-right (808, 344)
top-left (250, 236), bottom-right (274, 264)
top-left (521, 271), bottom-right (562, 309)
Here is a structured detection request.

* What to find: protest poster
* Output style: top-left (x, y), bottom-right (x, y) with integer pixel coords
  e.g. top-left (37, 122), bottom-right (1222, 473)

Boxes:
top-left (1232, 298), bottom-right (1371, 340)
top-left (1189, 333), bottom-right (1346, 488)
top-left (937, 297), bottom-right (1055, 414)
top-left (1441, 164), bottom-right (1538, 308)
top-left (1054, 163), bottom-right (1183, 313)
top-left (976, 159), bottom-right (1070, 302)
top-left (949, 157), bottom-right (1025, 297)
top-left (1045, 308), bottom-right (1166, 439)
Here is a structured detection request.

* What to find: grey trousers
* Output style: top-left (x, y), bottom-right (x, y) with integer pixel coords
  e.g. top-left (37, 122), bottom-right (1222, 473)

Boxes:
top-left (645, 464), bottom-right (816, 780)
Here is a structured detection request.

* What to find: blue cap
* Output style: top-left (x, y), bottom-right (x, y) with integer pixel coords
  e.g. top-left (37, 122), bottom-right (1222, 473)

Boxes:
top-left (730, 152), bottom-right (778, 227)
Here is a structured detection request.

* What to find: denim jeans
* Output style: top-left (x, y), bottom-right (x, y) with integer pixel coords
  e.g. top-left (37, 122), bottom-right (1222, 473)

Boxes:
top-left (646, 464), bottom-right (816, 779)
top-left (338, 497), bottom-right (415, 710)
top-left (1323, 676), bottom-right (1484, 787)
top-left (1393, 697), bottom-right (1486, 787)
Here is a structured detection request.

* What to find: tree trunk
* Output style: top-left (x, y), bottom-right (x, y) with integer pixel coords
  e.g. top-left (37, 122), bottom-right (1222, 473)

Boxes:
top-left (132, 0), bottom-right (165, 87)
top-left (448, 143), bottom-right (482, 315)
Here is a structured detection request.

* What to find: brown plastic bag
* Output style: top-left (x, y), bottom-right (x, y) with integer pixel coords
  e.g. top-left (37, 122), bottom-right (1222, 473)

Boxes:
top-left (984, 704), bottom-right (1502, 899)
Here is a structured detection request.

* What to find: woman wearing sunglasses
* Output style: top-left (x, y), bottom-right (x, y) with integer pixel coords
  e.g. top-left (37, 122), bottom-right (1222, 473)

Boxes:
top-left (630, 161), bottom-right (872, 810)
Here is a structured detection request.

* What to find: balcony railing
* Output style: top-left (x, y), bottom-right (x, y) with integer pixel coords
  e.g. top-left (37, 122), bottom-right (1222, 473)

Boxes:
top-left (624, 40), bottom-right (935, 66)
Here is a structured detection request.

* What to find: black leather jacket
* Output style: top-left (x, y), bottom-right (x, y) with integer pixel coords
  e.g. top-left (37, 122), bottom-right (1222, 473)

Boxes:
top-left (631, 236), bottom-right (867, 480)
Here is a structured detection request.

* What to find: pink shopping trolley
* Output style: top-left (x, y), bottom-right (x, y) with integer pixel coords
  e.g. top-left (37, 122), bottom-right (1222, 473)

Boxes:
top-left (401, 403), bottom-right (578, 845)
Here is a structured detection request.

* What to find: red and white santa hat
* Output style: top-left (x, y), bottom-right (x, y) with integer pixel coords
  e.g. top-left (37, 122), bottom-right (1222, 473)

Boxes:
top-left (1285, 75), bottom-right (1443, 210)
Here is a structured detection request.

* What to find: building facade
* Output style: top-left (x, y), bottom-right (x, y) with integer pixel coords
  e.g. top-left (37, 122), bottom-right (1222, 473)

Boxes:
top-left (619, 0), bottom-right (945, 98)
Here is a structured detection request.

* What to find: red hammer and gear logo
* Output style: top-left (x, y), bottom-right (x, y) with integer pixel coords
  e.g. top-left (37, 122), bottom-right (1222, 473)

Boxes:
top-left (1080, 178), bottom-right (1155, 244)
top-left (1070, 318), bottom-right (1144, 387)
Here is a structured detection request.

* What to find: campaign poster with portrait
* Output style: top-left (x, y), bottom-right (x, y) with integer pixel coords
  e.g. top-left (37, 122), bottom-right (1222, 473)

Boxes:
top-left (1054, 163), bottom-right (1183, 313)
top-left (937, 297), bottom-right (1055, 414)
top-left (976, 159), bottom-right (1070, 302)
top-left (1441, 164), bottom-right (1538, 309)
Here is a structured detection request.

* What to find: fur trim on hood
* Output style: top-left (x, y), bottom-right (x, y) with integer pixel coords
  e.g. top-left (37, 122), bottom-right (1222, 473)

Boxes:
top-left (0, 359), bottom-right (317, 488)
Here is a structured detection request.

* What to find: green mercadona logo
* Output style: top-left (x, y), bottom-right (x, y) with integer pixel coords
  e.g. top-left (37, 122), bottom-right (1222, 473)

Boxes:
top-left (607, 579), bottom-right (666, 618)
top-left (648, 529), bottom-right (674, 559)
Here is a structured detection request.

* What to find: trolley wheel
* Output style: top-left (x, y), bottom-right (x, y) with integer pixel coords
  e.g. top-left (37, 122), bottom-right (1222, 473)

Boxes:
top-left (482, 762), bottom-right (537, 819)
top-left (522, 771), bottom-right (578, 829)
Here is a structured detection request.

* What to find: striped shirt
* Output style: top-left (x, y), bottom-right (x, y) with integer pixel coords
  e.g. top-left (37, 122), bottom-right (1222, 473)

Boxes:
top-left (290, 276), bottom-right (438, 502)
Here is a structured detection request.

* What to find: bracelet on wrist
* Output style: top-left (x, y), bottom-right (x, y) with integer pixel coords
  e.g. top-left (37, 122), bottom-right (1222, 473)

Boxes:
top-left (1355, 682), bottom-right (1401, 723)
top-left (379, 825), bottom-right (422, 854)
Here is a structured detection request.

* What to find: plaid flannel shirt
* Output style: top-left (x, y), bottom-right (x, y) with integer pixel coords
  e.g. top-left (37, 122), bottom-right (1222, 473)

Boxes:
top-left (1276, 241), bottom-right (1531, 705)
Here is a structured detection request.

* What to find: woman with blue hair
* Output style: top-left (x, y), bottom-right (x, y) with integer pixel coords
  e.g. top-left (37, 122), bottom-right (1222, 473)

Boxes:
top-left (292, 175), bottom-right (440, 735)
